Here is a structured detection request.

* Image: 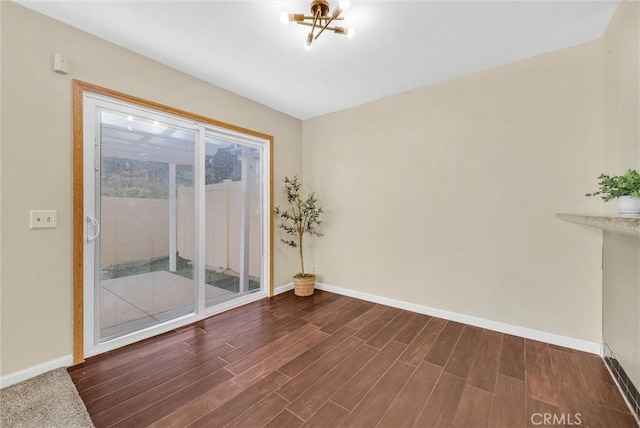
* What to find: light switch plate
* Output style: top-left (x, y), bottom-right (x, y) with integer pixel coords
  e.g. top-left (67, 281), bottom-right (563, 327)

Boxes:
top-left (30, 210), bottom-right (57, 229)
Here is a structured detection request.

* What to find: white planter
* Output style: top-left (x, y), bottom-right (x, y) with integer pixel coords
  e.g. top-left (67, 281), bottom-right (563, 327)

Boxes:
top-left (617, 196), bottom-right (640, 214)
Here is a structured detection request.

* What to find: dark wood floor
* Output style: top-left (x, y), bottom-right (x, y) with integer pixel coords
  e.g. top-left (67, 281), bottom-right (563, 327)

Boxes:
top-left (69, 290), bottom-right (637, 428)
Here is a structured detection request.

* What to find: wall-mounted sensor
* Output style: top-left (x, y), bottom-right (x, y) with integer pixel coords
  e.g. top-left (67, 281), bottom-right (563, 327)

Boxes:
top-left (53, 54), bottom-right (68, 74)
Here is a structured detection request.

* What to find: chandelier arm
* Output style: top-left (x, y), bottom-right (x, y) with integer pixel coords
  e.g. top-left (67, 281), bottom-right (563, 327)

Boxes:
top-left (310, 8), bottom-right (320, 35)
top-left (314, 9), bottom-right (340, 40)
top-left (296, 21), bottom-right (342, 32)
top-left (314, 19), bottom-right (332, 39)
top-left (301, 15), bottom-right (343, 20)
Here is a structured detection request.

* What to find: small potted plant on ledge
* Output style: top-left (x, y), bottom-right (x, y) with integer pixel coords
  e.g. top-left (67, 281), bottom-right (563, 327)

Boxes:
top-left (586, 169), bottom-right (640, 214)
top-left (275, 176), bottom-right (324, 296)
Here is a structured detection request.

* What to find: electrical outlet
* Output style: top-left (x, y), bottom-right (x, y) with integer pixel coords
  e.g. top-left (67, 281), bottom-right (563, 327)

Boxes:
top-left (29, 210), bottom-right (57, 229)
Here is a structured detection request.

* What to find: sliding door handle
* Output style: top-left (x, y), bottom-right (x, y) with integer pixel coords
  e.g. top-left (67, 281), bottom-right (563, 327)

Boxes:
top-left (86, 216), bottom-right (100, 242)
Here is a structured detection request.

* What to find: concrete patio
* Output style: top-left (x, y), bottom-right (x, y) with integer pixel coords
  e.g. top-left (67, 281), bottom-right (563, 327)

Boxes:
top-left (99, 271), bottom-right (237, 339)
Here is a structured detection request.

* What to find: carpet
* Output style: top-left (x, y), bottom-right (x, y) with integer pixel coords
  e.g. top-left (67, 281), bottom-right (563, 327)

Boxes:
top-left (0, 368), bottom-right (94, 428)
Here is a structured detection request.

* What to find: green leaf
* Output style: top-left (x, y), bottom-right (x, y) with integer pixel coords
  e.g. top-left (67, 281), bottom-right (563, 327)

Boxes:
top-left (274, 176), bottom-right (325, 274)
top-left (586, 169), bottom-right (640, 201)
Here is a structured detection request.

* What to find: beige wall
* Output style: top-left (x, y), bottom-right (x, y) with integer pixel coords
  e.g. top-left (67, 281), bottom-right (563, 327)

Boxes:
top-left (0, 2), bottom-right (302, 376)
top-left (303, 40), bottom-right (605, 342)
top-left (602, 1), bottom-right (640, 389)
top-left (604, 1), bottom-right (640, 174)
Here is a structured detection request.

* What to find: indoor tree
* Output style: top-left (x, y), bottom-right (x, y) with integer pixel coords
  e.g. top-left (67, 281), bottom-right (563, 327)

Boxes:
top-left (274, 176), bottom-right (323, 279)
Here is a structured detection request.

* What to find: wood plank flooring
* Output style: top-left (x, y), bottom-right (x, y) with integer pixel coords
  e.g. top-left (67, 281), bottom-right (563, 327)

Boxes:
top-left (69, 290), bottom-right (637, 428)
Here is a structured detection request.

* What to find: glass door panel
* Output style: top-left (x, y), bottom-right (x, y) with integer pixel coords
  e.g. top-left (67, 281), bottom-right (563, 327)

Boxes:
top-left (204, 137), bottom-right (263, 307)
top-left (98, 109), bottom-right (196, 341)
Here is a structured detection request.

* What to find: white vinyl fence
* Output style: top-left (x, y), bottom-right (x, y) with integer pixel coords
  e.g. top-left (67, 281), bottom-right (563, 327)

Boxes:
top-left (101, 180), bottom-right (262, 278)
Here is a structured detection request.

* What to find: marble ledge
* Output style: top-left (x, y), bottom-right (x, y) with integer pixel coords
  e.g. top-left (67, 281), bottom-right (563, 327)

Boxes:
top-left (556, 213), bottom-right (640, 237)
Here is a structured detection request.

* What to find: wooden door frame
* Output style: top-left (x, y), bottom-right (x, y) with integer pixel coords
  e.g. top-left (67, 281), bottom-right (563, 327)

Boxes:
top-left (72, 80), bottom-right (274, 364)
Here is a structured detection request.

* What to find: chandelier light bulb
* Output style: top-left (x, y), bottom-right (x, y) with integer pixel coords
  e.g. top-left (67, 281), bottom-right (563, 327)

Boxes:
top-left (304, 33), bottom-right (313, 49)
top-left (280, 11), bottom-right (291, 24)
top-left (338, 1), bottom-right (351, 10)
top-left (346, 27), bottom-right (355, 38)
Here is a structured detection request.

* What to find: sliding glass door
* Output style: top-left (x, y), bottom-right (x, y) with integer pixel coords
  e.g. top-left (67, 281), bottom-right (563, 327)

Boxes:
top-left (204, 138), bottom-right (263, 307)
top-left (97, 109), bottom-right (197, 341)
top-left (83, 92), bottom-right (270, 357)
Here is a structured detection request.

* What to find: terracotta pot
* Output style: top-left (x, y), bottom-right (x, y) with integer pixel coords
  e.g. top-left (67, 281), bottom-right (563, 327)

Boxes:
top-left (293, 275), bottom-right (316, 296)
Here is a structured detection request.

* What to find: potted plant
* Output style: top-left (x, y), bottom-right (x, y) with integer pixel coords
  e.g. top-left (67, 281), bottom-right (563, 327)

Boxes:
top-left (274, 176), bottom-right (324, 296)
top-left (586, 169), bottom-right (640, 214)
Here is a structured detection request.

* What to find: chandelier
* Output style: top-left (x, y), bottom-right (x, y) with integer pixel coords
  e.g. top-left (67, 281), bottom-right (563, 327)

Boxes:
top-left (280, 0), bottom-right (354, 49)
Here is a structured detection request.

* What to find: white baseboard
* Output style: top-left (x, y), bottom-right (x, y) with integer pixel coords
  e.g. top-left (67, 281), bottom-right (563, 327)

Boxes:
top-left (0, 354), bottom-right (73, 389)
top-left (312, 282), bottom-right (602, 355)
top-left (274, 283), bottom-right (294, 294)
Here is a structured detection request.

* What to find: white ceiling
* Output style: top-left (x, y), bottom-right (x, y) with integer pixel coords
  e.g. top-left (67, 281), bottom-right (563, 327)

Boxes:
top-left (16, 1), bottom-right (620, 119)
